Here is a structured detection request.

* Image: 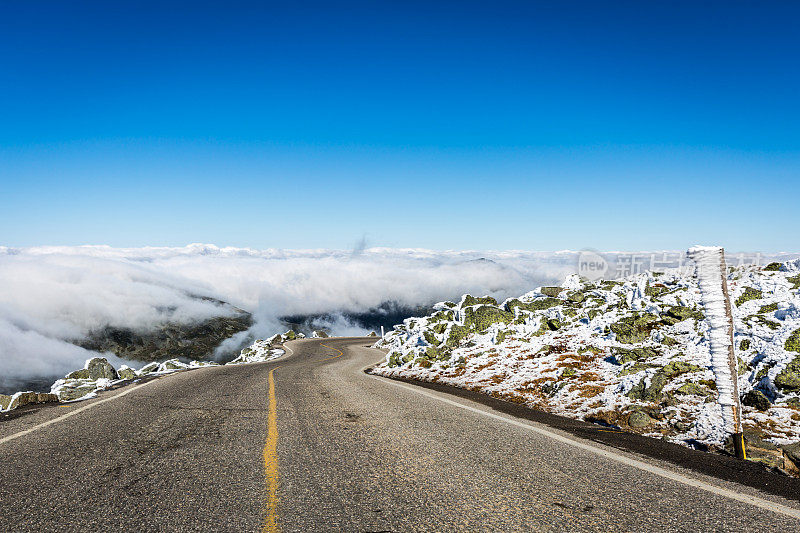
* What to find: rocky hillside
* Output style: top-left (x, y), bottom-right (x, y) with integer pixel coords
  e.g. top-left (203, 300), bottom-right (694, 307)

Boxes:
top-left (372, 260), bottom-right (800, 474)
top-left (78, 298), bottom-right (252, 362)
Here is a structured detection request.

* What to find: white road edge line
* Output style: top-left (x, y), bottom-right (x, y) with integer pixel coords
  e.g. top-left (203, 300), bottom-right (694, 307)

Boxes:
top-left (371, 374), bottom-right (800, 521)
top-left (0, 378), bottom-right (160, 446)
top-left (0, 346), bottom-right (299, 447)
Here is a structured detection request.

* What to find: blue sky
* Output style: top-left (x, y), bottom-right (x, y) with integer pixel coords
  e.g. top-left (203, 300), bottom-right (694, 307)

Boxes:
top-left (1, 1), bottom-right (798, 251)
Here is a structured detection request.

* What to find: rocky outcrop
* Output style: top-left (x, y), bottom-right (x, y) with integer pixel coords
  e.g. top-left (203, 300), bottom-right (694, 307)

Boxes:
top-left (79, 309), bottom-right (252, 362)
top-left (1, 391), bottom-right (59, 409)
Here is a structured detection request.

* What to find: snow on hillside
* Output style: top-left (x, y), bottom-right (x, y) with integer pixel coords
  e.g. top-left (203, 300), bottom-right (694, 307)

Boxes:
top-left (372, 260), bottom-right (800, 470)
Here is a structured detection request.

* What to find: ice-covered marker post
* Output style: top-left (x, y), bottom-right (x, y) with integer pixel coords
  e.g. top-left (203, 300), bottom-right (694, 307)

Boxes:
top-left (686, 246), bottom-right (746, 459)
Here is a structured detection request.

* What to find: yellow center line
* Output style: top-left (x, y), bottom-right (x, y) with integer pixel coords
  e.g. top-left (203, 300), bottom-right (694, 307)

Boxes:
top-left (319, 342), bottom-right (344, 360)
top-left (262, 341), bottom-right (344, 531)
top-left (263, 367), bottom-right (280, 533)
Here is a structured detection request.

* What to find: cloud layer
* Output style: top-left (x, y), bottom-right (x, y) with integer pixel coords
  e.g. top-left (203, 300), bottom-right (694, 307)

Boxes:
top-left (2, 244), bottom-right (797, 391)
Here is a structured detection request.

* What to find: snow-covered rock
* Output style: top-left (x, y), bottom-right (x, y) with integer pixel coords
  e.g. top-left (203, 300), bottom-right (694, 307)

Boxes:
top-left (373, 263), bottom-right (800, 458)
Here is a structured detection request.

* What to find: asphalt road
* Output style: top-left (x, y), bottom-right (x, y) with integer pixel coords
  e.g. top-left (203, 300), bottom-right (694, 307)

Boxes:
top-left (1, 337), bottom-right (799, 532)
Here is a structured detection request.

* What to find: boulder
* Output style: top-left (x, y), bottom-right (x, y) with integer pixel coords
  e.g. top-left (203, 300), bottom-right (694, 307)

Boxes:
top-left (785, 329), bottom-right (800, 353)
top-left (566, 291), bottom-right (585, 303)
top-left (117, 366), bottom-right (137, 380)
top-left (661, 306), bottom-right (703, 324)
top-left (775, 355), bottom-right (800, 392)
top-left (86, 358), bottom-right (119, 381)
top-left (0, 394), bottom-right (11, 410)
top-left (161, 359), bottom-right (187, 371)
top-left (661, 361), bottom-right (702, 378)
top-left (138, 362), bottom-right (161, 374)
top-left (462, 295), bottom-right (498, 307)
top-left (463, 306), bottom-right (513, 331)
top-left (66, 369), bottom-right (90, 379)
top-left (612, 347), bottom-right (660, 365)
top-left (782, 443), bottom-right (800, 475)
top-left (540, 287), bottom-right (564, 297)
top-left (628, 411), bottom-right (653, 428)
top-left (446, 325), bottom-right (470, 347)
top-left (312, 330), bottom-right (329, 338)
top-left (8, 391), bottom-right (60, 409)
top-left (628, 373), bottom-right (667, 402)
top-left (57, 384), bottom-right (97, 402)
top-left (506, 298), bottom-right (562, 313)
top-left (742, 390), bottom-right (771, 411)
top-left (675, 382), bottom-right (714, 397)
top-left (610, 313), bottom-right (659, 344)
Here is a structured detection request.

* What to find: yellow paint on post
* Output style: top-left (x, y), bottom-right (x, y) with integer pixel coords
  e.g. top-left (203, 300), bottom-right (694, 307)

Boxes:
top-left (263, 368), bottom-right (280, 533)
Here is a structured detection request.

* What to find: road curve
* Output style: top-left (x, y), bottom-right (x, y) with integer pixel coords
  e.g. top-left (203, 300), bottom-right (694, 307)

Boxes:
top-left (1, 337), bottom-right (799, 532)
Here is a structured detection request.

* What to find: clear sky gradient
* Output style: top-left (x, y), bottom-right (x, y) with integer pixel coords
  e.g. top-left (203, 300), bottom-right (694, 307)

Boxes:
top-left (1, 1), bottom-right (798, 251)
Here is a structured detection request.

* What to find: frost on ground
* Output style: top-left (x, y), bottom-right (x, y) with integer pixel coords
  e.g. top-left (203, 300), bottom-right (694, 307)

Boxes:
top-left (372, 260), bottom-right (800, 474)
top-left (0, 331), bottom-right (302, 412)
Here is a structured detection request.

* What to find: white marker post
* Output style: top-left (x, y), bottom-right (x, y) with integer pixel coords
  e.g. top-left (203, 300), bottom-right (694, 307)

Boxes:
top-left (380, 325), bottom-right (385, 339)
top-left (687, 246), bottom-right (746, 459)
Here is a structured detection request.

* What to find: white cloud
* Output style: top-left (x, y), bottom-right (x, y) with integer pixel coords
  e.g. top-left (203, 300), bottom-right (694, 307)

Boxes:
top-left (3, 244), bottom-right (796, 391)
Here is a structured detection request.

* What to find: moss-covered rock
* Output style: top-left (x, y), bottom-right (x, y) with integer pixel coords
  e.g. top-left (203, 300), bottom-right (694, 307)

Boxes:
top-left (758, 303), bottom-right (778, 314)
top-left (415, 357), bottom-right (433, 369)
top-left (432, 322), bottom-right (448, 335)
top-left (735, 287), bottom-right (763, 307)
top-left (661, 306), bottom-right (703, 324)
top-left (423, 331), bottom-right (439, 346)
top-left (612, 346), bottom-right (660, 364)
top-left (57, 384), bottom-right (97, 401)
top-left (618, 362), bottom-right (659, 376)
top-left (662, 361), bottom-right (702, 378)
top-left (628, 373), bottom-right (668, 402)
top-left (430, 310), bottom-right (455, 323)
top-left (661, 336), bottom-right (678, 346)
top-left (628, 410), bottom-right (653, 428)
top-left (645, 282), bottom-right (669, 299)
top-left (566, 291), bottom-right (585, 303)
top-left (560, 366), bottom-right (577, 378)
top-left (742, 390), bottom-right (771, 411)
top-left (117, 366), bottom-right (137, 380)
top-left (446, 325), bottom-right (471, 347)
top-left (505, 297), bottom-right (562, 313)
top-left (675, 382), bottom-right (714, 396)
top-left (739, 339), bottom-right (751, 352)
top-left (86, 357), bottom-right (119, 381)
top-left (763, 262), bottom-right (782, 271)
top-left (0, 394), bottom-right (12, 410)
top-left (775, 356), bottom-right (800, 392)
top-left (785, 329), bottom-right (800, 353)
top-left (610, 313), bottom-right (660, 344)
top-left (66, 369), bottom-right (90, 380)
top-left (138, 362), bottom-right (160, 374)
top-left (540, 286), bottom-right (564, 297)
top-left (388, 352), bottom-right (404, 367)
top-left (464, 306), bottom-right (513, 331)
top-left (462, 295), bottom-right (498, 307)
top-left (788, 274), bottom-right (800, 290)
